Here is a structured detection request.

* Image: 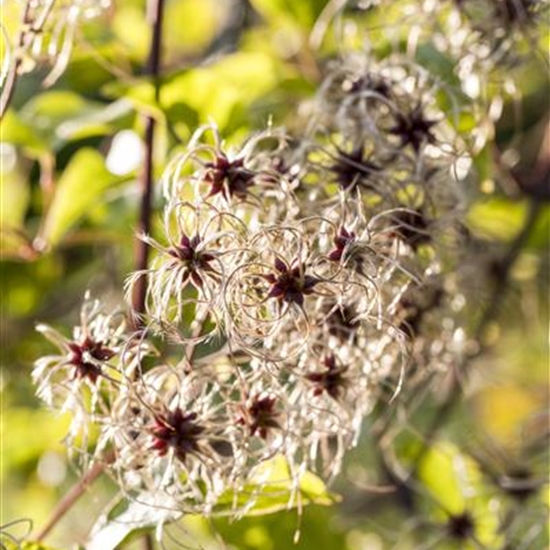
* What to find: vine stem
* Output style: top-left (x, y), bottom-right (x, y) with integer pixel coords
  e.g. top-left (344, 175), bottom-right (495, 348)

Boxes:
top-left (133, 3), bottom-right (166, 547)
top-left (131, 0), bottom-right (166, 324)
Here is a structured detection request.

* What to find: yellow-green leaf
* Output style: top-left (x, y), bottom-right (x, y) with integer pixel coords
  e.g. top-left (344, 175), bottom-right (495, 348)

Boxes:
top-left (212, 455), bottom-right (339, 517)
top-left (466, 197), bottom-right (528, 242)
top-left (249, 0), bottom-right (326, 28)
top-left (40, 149), bottom-right (129, 246)
top-left (418, 442), bottom-right (473, 514)
top-left (0, 111), bottom-right (49, 156)
top-left (0, 154), bottom-right (30, 230)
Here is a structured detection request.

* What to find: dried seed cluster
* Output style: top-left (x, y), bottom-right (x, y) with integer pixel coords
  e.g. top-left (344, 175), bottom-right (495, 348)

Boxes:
top-left (3, 0), bottom-right (112, 89)
top-left (34, 56), bottom-right (471, 515)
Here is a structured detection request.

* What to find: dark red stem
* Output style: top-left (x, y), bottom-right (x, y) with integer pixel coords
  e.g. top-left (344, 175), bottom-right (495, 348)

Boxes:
top-left (131, 0), bottom-right (165, 324)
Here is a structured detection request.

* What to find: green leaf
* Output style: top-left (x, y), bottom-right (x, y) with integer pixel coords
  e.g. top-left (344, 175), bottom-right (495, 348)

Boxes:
top-left (54, 99), bottom-right (134, 141)
top-left (418, 443), bottom-right (502, 547)
top-left (0, 157), bottom-right (30, 230)
top-left (22, 91), bottom-right (91, 124)
top-left (212, 455), bottom-right (338, 517)
top-left (163, 0), bottom-right (222, 57)
top-left (40, 149), bottom-right (129, 246)
top-left (20, 91), bottom-right (108, 148)
top-left (0, 519), bottom-right (64, 550)
top-left (418, 443), bottom-right (472, 514)
top-left (249, 0), bottom-right (327, 28)
top-left (1, 407), bottom-right (69, 481)
top-left (101, 77), bottom-right (164, 120)
top-left (527, 205), bottom-right (550, 250)
top-left (466, 197), bottom-right (529, 243)
top-left (162, 52), bottom-right (284, 130)
top-left (86, 456), bottom-right (336, 550)
top-left (416, 44), bottom-right (459, 88)
top-left (64, 44), bottom-right (131, 94)
top-left (0, 111), bottom-right (49, 156)
top-left (111, 4), bottom-right (151, 62)
top-left (104, 52), bottom-right (287, 132)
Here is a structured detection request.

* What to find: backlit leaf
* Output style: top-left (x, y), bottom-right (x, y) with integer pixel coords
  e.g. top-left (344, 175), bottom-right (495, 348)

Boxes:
top-left (40, 149), bottom-right (129, 246)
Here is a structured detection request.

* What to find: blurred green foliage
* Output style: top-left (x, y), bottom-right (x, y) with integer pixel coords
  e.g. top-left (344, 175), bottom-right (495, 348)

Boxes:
top-left (1, 1), bottom-right (548, 549)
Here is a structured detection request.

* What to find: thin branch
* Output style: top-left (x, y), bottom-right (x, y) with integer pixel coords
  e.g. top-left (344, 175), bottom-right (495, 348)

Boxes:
top-left (131, 2), bottom-right (166, 546)
top-left (131, 0), bottom-right (166, 325)
top-left (33, 450), bottom-right (115, 542)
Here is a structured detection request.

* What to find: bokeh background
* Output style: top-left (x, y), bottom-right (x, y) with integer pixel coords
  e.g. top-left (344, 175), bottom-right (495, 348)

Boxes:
top-left (1, 1), bottom-right (548, 548)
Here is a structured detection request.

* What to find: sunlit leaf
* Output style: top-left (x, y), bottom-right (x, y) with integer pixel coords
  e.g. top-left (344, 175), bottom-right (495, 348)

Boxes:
top-left (249, 0), bottom-right (327, 28)
top-left (55, 99), bottom-right (134, 141)
top-left (1, 407), bottom-right (69, 480)
top-left (101, 78), bottom-right (164, 120)
top-left (212, 455), bottom-right (338, 517)
top-left (164, 0), bottom-right (224, 60)
top-left (111, 4), bottom-right (151, 62)
top-left (12, 90), bottom-right (121, 149)
top-left (86, 456), bottom-right (336, 550)
top-left (0, 111), bottom-right (49, 156)
top-left (0, 156), bottom-right (30, 230)
top-left (418, 443), bottom-right (475, 514)
top-left (161, 52), bottom-right (284, 130)
top-left (40, 149), bottom-right (129, 246)
top-left (4, 94), bottom-right (128, 149)
top-left (466, 197), bottom-right (528, 242)
top-left (104, 52), bottom-right (287, 131)
top-left (210, 499), bottom-right (350, 550)
top-left (418, 443), bottom-right (502, 547)
top-left (0, 157), bottom-right (31, 258)
top-left (21, 91), bottom-right (102, 146)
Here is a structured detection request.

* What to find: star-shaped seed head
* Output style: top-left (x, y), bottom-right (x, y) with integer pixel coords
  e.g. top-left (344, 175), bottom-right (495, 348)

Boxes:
top-left (306, 355), bottom-right (349, 400)
top-left (388, 105), bottom-right (438, 153)
top-left (264, 258), bottom-right (318, 307)
top-left (67, 337), bottom-right (115, 383)
top-left (241, 395), bottom-right (281, 439)
top-left (150, 408), bottom-right (205, 463)
top-left (204, 154), bottom-right (257, 200)
top-left (168, 234), bottom-right (216, 288)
